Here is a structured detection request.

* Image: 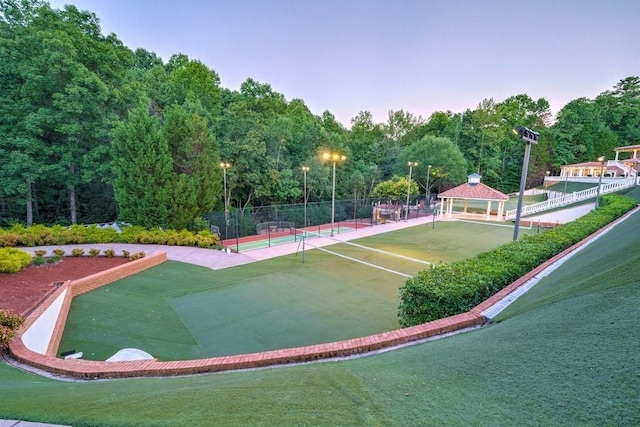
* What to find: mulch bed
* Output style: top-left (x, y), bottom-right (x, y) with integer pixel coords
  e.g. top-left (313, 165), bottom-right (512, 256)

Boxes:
top-left (0, 257), bottom-right (129, 316)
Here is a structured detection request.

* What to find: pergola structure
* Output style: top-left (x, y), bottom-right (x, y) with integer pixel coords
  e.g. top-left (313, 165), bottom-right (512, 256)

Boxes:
top-left (559, 161), bottom-right (624, 178)
top-left (613, 144), bottom-right (640, 173)
top-left (437, 173), bottom-right (509, 219)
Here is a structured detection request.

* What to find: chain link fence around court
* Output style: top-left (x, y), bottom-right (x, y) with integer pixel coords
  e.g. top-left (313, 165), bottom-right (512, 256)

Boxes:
top-left (204, 196), bottom-right (435, 251)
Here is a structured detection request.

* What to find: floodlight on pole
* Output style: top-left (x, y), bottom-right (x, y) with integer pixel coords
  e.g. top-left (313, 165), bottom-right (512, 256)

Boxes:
top-left (512, 126), bottom-right (539, 241)
top-left (322, 152), bottom-right (346, 236)
top-left (405, 161), bottom-right (418, 222)
top-left (595, 156), bottom-right (607, 209)
top-left (425, 164), bottom-right (432, 214)
top-left (220, 162), bottom-right (231, 240)
top-left (302, 166), bottom-right (309, 227)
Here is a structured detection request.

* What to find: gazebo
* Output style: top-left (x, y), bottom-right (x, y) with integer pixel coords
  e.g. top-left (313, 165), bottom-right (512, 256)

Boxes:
top-left (437, 173), bottom-right (509, 219)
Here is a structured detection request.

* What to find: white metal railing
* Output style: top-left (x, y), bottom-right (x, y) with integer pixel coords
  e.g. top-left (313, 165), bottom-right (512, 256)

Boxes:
top-left (505, 177), bottom-right (636, 220)
top-left (609, 160), bottom-right (637, 178)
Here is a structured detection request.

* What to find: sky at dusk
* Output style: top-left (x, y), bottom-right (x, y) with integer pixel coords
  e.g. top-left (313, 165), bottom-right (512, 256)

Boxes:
top-left (48, 0), bottom-right (640, 127)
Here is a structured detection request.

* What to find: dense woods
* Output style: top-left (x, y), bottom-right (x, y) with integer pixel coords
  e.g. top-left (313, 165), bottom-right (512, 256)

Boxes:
top-left (1, 1), bottom-right (639, 228)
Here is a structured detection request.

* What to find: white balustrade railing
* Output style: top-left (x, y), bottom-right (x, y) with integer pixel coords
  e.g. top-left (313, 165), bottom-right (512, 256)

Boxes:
top-left (505, 177), bottom-right (636, 220)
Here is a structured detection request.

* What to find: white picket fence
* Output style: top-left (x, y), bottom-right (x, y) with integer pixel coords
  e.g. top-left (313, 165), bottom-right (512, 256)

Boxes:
top-left (505, 177), bottom-right (636, 220)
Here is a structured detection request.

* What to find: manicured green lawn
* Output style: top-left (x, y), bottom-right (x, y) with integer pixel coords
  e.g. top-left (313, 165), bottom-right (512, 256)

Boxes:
top-left (1, 211), bottom-right (638, 425)
top-left (59, 221), bottom-right (522, 361)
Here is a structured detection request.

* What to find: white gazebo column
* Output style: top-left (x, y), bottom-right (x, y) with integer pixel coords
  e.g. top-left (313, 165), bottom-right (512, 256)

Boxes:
top-left (498, 201), bottom-right (505, 219)
top-left (485, 200), bottom-right (491, 216)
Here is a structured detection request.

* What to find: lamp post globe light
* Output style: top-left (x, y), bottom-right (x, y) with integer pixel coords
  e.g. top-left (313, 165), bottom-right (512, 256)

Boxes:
top-left (302, 166), bottom-right (309, 227)
top-left (322, 152), bottom-right (346, 236)
top-left (595, 156), bottom-right (607, 209)
top-left (512, 125), bottom-right (539, 241)
top-left (425, 164), bottom-right (432, 214)
top-left (405, 161), bottom-right (418, 222)
top-left (220, 162), bottom-right (231, 240)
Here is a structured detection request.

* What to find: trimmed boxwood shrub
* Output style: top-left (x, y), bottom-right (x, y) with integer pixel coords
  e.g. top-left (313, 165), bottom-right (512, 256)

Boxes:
top-left (398, 194), bottom-right (637, 327)
top-left (0, 248), bottom-right (33, 273)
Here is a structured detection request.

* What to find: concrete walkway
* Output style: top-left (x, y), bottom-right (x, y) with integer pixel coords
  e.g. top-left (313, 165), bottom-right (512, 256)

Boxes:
top-left (524, 202), bottom-right (594, 224)
top-left (20, 205), bottom-right (596, 269)
top-left (21, 215), bottom-right (439, 270)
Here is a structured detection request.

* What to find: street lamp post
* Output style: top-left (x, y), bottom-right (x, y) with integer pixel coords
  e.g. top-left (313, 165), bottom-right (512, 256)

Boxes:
top-left (220, 162), bottom-right (231, 240)
top-left (302, 166), bottom-right (309, 227)
top-left (425, 164), bottom-right (432, 214)
top-left (595, 156), bottom-right (607, 209)
top-left (406, 161), bottom-right (418, 222)
top-left (322, 152), bottom-right (346, 236)
top-left (512, 125), bottom-right (539, 241)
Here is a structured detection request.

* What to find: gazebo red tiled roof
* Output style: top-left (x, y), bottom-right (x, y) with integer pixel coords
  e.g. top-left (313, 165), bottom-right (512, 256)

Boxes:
top-left (438, 182), bottom-right (508, 201)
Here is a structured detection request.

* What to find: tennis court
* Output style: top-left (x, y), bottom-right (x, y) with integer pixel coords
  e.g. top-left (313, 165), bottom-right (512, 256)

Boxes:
top-left (59, 221), bottom-right (527, 361)
top-left (233, 225), bottom-right (355, 252)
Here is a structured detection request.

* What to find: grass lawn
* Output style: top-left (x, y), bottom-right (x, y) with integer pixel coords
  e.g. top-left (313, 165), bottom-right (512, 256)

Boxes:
top-left (546, 181), bottom-right (598, 193)
top-left (1, 210), bottom-right (638, 426)
top-left (59, 221), bottom-right (523, 361)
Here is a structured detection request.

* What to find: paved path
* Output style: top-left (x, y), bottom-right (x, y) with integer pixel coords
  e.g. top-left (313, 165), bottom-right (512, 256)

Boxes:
top-left (524, 202), bottom-right (594, 224)
top-left (21, 215), bottom-right (438, 270)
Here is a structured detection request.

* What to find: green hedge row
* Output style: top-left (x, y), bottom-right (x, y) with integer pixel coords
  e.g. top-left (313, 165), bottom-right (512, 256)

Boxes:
top-left (0, 224), bottom-right (221, 249)
top-left (0, 248), bottom-right (33, 273)
top-left (398, 194), bottom-right (637, 327)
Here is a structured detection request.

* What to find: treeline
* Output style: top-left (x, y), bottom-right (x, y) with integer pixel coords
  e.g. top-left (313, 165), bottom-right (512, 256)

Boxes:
top-left (1, 1), bottom-right (638, 228)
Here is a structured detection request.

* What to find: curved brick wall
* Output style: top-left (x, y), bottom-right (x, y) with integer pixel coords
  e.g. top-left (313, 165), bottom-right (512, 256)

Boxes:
top-left (9, 208), bottom-right (636, 379)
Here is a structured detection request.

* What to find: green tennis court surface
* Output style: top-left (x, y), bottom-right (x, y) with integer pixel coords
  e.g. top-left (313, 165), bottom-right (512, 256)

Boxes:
top-left (59, 221), bottom-right (529, 361)
top-left (234, 225), bottom-right (355, 251)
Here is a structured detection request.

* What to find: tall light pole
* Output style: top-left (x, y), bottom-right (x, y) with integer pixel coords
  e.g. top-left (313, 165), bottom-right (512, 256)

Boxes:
top-left (595, 156), bottom-right (607, 209)
top-left (512, 125), bottom-right (539, 241)
top-left (323, 152), bottom-right (346, 236)
top-left (425, 164), bottom-right (432, 214)
top-left (220, 162), bottom-right (231, 240)
top-left (405, 161), bottom-right (418, 222)
top-left (302, 166), bottom-right (309, 227)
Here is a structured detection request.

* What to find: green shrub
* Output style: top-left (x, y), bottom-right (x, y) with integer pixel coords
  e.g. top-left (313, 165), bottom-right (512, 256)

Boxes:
top-left (46, 255), bottom-right (61, 264)
top-left (398, 194), bottom-right (637, 327)
top-left (0, 309), bottom-right (25, 349)
top-left (34, 249), bottom-right (47, 257)
top-left (0, 248), bottom-right (33, 273)
top-left (52, 248), bottom-right (65, 258)
top-left (32, 256), bottom-right (47, 266)
top-left (122, 250), bottom-right (130, 259)
top-left (88, 248), bottom-right (100, 257)
top-left (103, 248), bottom-right (115, 258)
top-left (71, 248), bottom-right (85, 257)
top-left (129, 251), bottom-right (145, 261)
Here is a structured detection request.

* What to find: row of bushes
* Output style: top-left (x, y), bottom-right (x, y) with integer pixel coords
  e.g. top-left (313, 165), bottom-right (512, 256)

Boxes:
top-left (0, 224), bottom-right (221, 249)
top-left (397, 194), bottom-right (638, 327)
top-left (0, 248), bottom-right (146, 273)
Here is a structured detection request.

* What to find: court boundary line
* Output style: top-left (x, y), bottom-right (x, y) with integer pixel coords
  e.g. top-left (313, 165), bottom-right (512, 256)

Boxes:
top-left (296, 228), bottom-right (431, 266)
top-left (305, 241), bottom-right (413, 278)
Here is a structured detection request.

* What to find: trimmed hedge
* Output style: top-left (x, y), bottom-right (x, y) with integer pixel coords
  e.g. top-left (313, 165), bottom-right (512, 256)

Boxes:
top-left (0, 248), bottom-right (33, 273)
top-left (398, 194), bottom-right (637, 327)
top-left (0, 224), bottom-right (221, 249)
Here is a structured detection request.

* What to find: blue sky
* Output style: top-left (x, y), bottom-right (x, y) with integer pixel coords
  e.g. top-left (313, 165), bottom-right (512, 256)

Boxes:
top-left (48, 0), bottom-right (640, 127)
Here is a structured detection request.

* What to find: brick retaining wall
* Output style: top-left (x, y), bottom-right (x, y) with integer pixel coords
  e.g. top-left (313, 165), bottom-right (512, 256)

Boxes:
top-left (9, 207), bottom-right (638, 379)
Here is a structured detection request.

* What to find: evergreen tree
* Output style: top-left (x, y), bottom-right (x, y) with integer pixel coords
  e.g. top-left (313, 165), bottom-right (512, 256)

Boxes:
top-left (111, 105), bottom-right (172, 227)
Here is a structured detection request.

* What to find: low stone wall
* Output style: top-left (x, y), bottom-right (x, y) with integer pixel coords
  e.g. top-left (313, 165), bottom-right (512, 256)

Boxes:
top-left (9, 208), bottom-right (636, 379)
